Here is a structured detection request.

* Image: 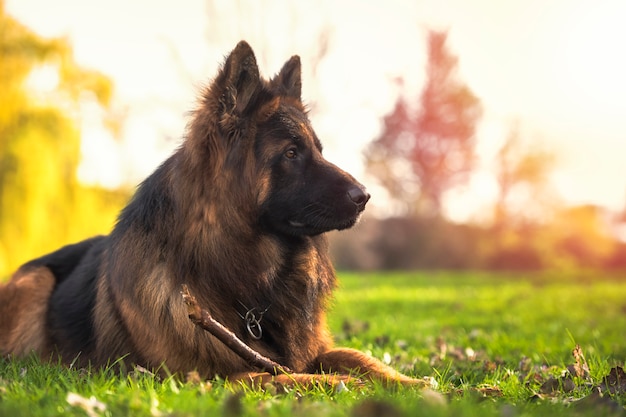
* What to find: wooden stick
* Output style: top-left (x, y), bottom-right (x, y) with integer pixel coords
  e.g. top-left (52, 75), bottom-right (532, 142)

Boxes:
top-left (181, 284), bottom-right (293, 375)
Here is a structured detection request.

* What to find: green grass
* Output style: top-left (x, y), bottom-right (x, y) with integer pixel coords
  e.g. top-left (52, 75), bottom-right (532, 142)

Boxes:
top-left (1, 271), bottom-right (626, 416)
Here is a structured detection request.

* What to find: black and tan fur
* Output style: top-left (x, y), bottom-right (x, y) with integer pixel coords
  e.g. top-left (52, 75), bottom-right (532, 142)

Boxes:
top-left (0, 41), bottom-right (420, 387)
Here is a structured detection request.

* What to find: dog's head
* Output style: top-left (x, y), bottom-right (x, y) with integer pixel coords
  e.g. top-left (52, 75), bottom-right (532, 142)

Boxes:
top-left (190, 41), bottom-right (369, 236)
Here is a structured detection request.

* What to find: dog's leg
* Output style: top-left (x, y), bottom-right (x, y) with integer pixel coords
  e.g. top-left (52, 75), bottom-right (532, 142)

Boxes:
top-left (228, 346), bottom-right (426, 390)
top-left (0, 266), bottom-right (55, 357)
top-left (311, 347), bottom-right (425, 387)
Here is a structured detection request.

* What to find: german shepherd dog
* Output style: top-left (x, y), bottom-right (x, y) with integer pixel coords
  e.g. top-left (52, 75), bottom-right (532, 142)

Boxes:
top-left (0, 42), bottom-right (420, 387)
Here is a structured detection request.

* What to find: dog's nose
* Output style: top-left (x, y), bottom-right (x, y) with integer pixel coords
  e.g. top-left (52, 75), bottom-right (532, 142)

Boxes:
top-left (347, 186), bottom-right (370, 211)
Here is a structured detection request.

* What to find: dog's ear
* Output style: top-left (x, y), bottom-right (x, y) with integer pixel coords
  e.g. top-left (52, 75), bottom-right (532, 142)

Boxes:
top-left (272, 55), bottom-right (302, 99)
top-left (219, 41), bottom-right (261, 118)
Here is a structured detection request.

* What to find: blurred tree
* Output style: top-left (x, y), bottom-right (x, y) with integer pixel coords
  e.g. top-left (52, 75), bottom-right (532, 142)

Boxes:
top-left (0, 2), bottom-right (127, 277)
top-left (552, 205), bottom-right (616, 269)
top-left (365, 30), bottom-right (482, 216)
top-left (493, 122), bottom-right (556, 225)
top-left (485, 123), bottom-right (559, 270)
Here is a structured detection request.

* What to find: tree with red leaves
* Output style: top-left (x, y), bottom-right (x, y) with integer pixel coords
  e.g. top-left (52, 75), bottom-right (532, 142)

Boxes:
top-left (366, 30), bottom-right (482, 216)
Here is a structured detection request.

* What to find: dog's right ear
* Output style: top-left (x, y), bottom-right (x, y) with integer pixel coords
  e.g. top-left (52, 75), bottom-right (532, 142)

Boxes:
top-left (218, 41), bottom-right (261, 122)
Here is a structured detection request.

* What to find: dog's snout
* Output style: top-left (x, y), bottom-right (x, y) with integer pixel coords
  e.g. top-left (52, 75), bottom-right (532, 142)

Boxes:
top-left (346, 186), bottom-right (370, 210)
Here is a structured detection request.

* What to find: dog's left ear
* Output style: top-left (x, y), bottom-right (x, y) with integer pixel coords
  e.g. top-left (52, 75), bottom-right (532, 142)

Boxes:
top-left (272, 55), bottom-right (302, 99)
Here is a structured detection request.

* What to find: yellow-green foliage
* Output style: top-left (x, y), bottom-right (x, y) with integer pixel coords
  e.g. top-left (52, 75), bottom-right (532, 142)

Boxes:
top-left (0, 3), bottom-right (127, 278)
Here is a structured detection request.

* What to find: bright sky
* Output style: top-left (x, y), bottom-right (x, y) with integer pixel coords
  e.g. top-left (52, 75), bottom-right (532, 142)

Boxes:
top-left (7, 0), bottom-right (626, 221)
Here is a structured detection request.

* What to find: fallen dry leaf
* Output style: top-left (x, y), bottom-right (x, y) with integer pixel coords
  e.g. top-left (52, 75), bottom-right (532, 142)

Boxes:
top-left (597, 366), bottom-right (626, 395)
top-left (539, 375), bottom-right (576, 395)
top-left (454, 385), bottom-right (503, 399)
top-left (573, 389), bottom-right (623, 414)
top-left (571, 344), bottom-right (590, 379)
top-left (66, 392), bottom-right (106, 417)
top-left (475, 385), bottom-right (503, 397)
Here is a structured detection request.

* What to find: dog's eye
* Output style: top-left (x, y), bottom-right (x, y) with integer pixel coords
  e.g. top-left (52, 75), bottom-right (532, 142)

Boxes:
top-left (284, 148), bottom-right (298, 159)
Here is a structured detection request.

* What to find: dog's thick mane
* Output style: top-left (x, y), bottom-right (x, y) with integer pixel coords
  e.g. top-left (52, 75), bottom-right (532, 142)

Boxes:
top-left (103, 43), bottom-right (335, 366)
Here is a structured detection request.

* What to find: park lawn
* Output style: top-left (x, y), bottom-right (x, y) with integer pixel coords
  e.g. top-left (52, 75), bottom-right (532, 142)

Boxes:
top-left (1, 271), bottom-right (625, 416)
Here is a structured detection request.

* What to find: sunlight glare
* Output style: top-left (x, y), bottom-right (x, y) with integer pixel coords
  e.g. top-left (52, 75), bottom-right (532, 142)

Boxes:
top-left (25, 64), bottom-right (59, 94)
top-left (443, 171), bottom-right (499, 223)
top-left (557, 1), bottom-right (626, 113)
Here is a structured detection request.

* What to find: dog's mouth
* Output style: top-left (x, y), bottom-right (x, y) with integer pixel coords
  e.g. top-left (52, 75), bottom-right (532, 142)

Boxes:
top-left (280, 189), bottom-right (369, 236)
top-left (288, 217), bottom-right (358, 229)
top-left (287, 212), bottom-right (361, 235)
